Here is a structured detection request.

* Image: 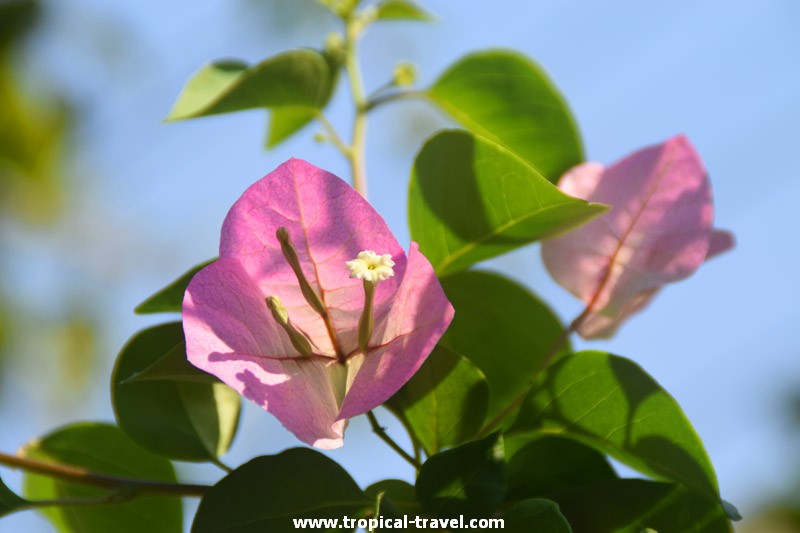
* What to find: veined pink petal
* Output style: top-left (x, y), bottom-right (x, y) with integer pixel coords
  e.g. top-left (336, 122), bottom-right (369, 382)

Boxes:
top-left (219, 158), bottom-right (406, 356)
top-left (183, 258), bottom-right (345, 448)
top-left (338, 243), bottom-right (454, 419)
top-left (183, 159), bottom-right (453, 448)
top-left (542, 135), bottom-right (733, 339)
top-left (574, 229), bottom-right (735, 339)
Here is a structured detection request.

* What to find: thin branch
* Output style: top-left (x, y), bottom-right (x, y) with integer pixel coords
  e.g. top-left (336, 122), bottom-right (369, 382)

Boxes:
top-left (315, 111), bottom-right (352, 158)
top-left (0, 451), bottom-right (210, 497)
top-left (26, 490), bottom-right (136, 509)
top-left (344, 14), bottom-right (368, 198)
top-left (366, 411), bottom-right (421, 469)
top-left (210, 457), bottom-right (233, 474)
top-left (365, 90), bottom-right (425, 112)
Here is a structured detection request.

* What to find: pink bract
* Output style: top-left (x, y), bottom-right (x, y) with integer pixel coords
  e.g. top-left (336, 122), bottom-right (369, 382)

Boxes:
top-left (542, 135), bottom-right (734, 339)
top-left (182, 159), bottom-right (454, 449)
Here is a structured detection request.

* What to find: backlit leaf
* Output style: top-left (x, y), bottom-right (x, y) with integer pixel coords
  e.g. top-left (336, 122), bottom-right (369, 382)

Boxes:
top-left (512, 351), bottom-right (720, 501)
top-left (167, 50), bottom-right (330, 120)
top-left (427, 50), bottom-right (582, 181)
top-left (375, 0), bottom-right (433, 21)
top-left (409, 130), bottom-right (606, 275)
top-left (387, 345), bottom-right (489, 455)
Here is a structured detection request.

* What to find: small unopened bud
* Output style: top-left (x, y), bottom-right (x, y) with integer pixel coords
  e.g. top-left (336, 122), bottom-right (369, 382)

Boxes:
top-left (266, 295), bottom-right (289, 325)
top-left (393, 62), bottom-right (417, 87)
top-left (324, 32), bottom-right (345, 61)
top-left (313, 132), bottom-right (327, 144)
top-left (266, 295), bottom-right (313, 357)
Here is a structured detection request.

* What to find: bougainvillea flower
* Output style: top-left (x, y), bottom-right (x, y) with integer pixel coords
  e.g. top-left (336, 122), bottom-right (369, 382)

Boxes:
top-left (182, 159), bottom-right (454, 449)
top-left (542, 135), bottom-right (734, 339)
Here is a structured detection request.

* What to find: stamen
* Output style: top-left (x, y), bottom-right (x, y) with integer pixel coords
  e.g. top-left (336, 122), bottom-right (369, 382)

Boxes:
top-left (276, 227), bottom-right (327, 316)
top-left (357, 280), bottom-right (375, 354)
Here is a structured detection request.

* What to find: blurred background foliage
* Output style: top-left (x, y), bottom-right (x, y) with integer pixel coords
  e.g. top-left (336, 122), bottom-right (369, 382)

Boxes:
top-left (0, 0), bottom-right (799, 531)
top-left (0, 0), bottom-right (98, 394)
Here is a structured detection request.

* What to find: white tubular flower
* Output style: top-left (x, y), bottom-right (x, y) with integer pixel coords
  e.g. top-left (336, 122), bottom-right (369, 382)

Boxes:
top-left (346, 250), bottom-right (395, 283)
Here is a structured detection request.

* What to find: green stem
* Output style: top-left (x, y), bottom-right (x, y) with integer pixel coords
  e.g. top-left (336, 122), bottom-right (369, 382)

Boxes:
top-left (357, 280), bottom-right (375, 353)
top-left (365, 89), bottom-right (425, 112)
top-left (210, 457), bottom-right (233, 474)
top-left (315, 111), bottom-right (351, 158)
top-left (0, 451), bottom-right (210, 498)
top-left (26, 491), bottom-right (136, 509)
top-left (345, 15), bottom-right (368, 198)
top-left (366, 411), bottom-right (421, 469)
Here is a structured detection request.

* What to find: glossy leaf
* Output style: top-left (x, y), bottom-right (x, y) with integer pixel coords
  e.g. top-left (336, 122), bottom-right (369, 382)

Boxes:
top-left (0, 475), bottom-right (28, 518)
top-left (409, 130), bottom-right (606, 275)
top-left (553, 479), bottom-right (732, 533)
top-left (503, 499), bottom-right (573, 533)
top-left (506, 436), bottom-right (616, 500)
top-left (439, 271), bottom-right (568, 428)
top-left (167, 50), bottom-right (330, 120)
top-left (416, 432), bottom-right (506, 518)
top-left (427, 50), bottom-right (583, 181)
top-left (112, 322), bottom-right (241, 461)
top-left (193, 448), bottom-right (371, 532)
top-left (375, 0), bottom-right (433, 21)
top-left (386, 345), bottom-right (489, 455)
top-left (135, 259), bottom-right (215, 314)
top-left (512, 351), bottom-right (720, 500)
top-left (541, 136), bottom-right (734, 338)
top-left (22, 423), bottom-right (181, 533)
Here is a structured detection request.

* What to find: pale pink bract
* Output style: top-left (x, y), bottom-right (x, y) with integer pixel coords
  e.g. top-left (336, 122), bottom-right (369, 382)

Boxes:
top-left (542, 135), bottom-right (734, 339)
top-left (182, 159), bottom-right (454, 449)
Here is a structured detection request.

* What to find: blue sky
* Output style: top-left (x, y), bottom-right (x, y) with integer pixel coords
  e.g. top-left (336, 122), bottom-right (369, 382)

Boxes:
top-left (2, 1), bottom-right (799, 530)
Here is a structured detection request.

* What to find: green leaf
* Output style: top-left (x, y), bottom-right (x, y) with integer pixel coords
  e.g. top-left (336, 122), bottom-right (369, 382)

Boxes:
top-left (22, 423), bottom-right (181, 533)
top-left (111, 322), bottom-right (241, 462)
top-left (416, 432), bottom-right (506, 518)
top-left (439, 271), bottom-right (568, 429)
top-left (409, 130), bottom-right (606, 275)
top-left (193, 448), bottom-right (371, 532)
top-left (375, 0), bottom-right (433, 21)
top-left (135, 259), bottom-right (215, 314)
top-left (503, 499), bottom-right (573, 533)
top-left (386, 345), bottom-right (489, 455)
top-left (167, 49), bottom-right (330, 121)
top-left (121, 341), bottom-right (219, 385)
top-left (552, 479), bottom-right (732, 533)
top-left (0, 475), bottom-right (28, 517)
top-left (506, 436), bottom-right (616, 500)
top-left (365, 479), bottom-right (422, 518)
top-left (266, 50), bottom-right (341, 148)
top-left (266, 106), bottom-right (317, 148)
top-left (427, 50), bottom-right (583, 181)
top-left (512, 351), bottom-right (720, 501)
